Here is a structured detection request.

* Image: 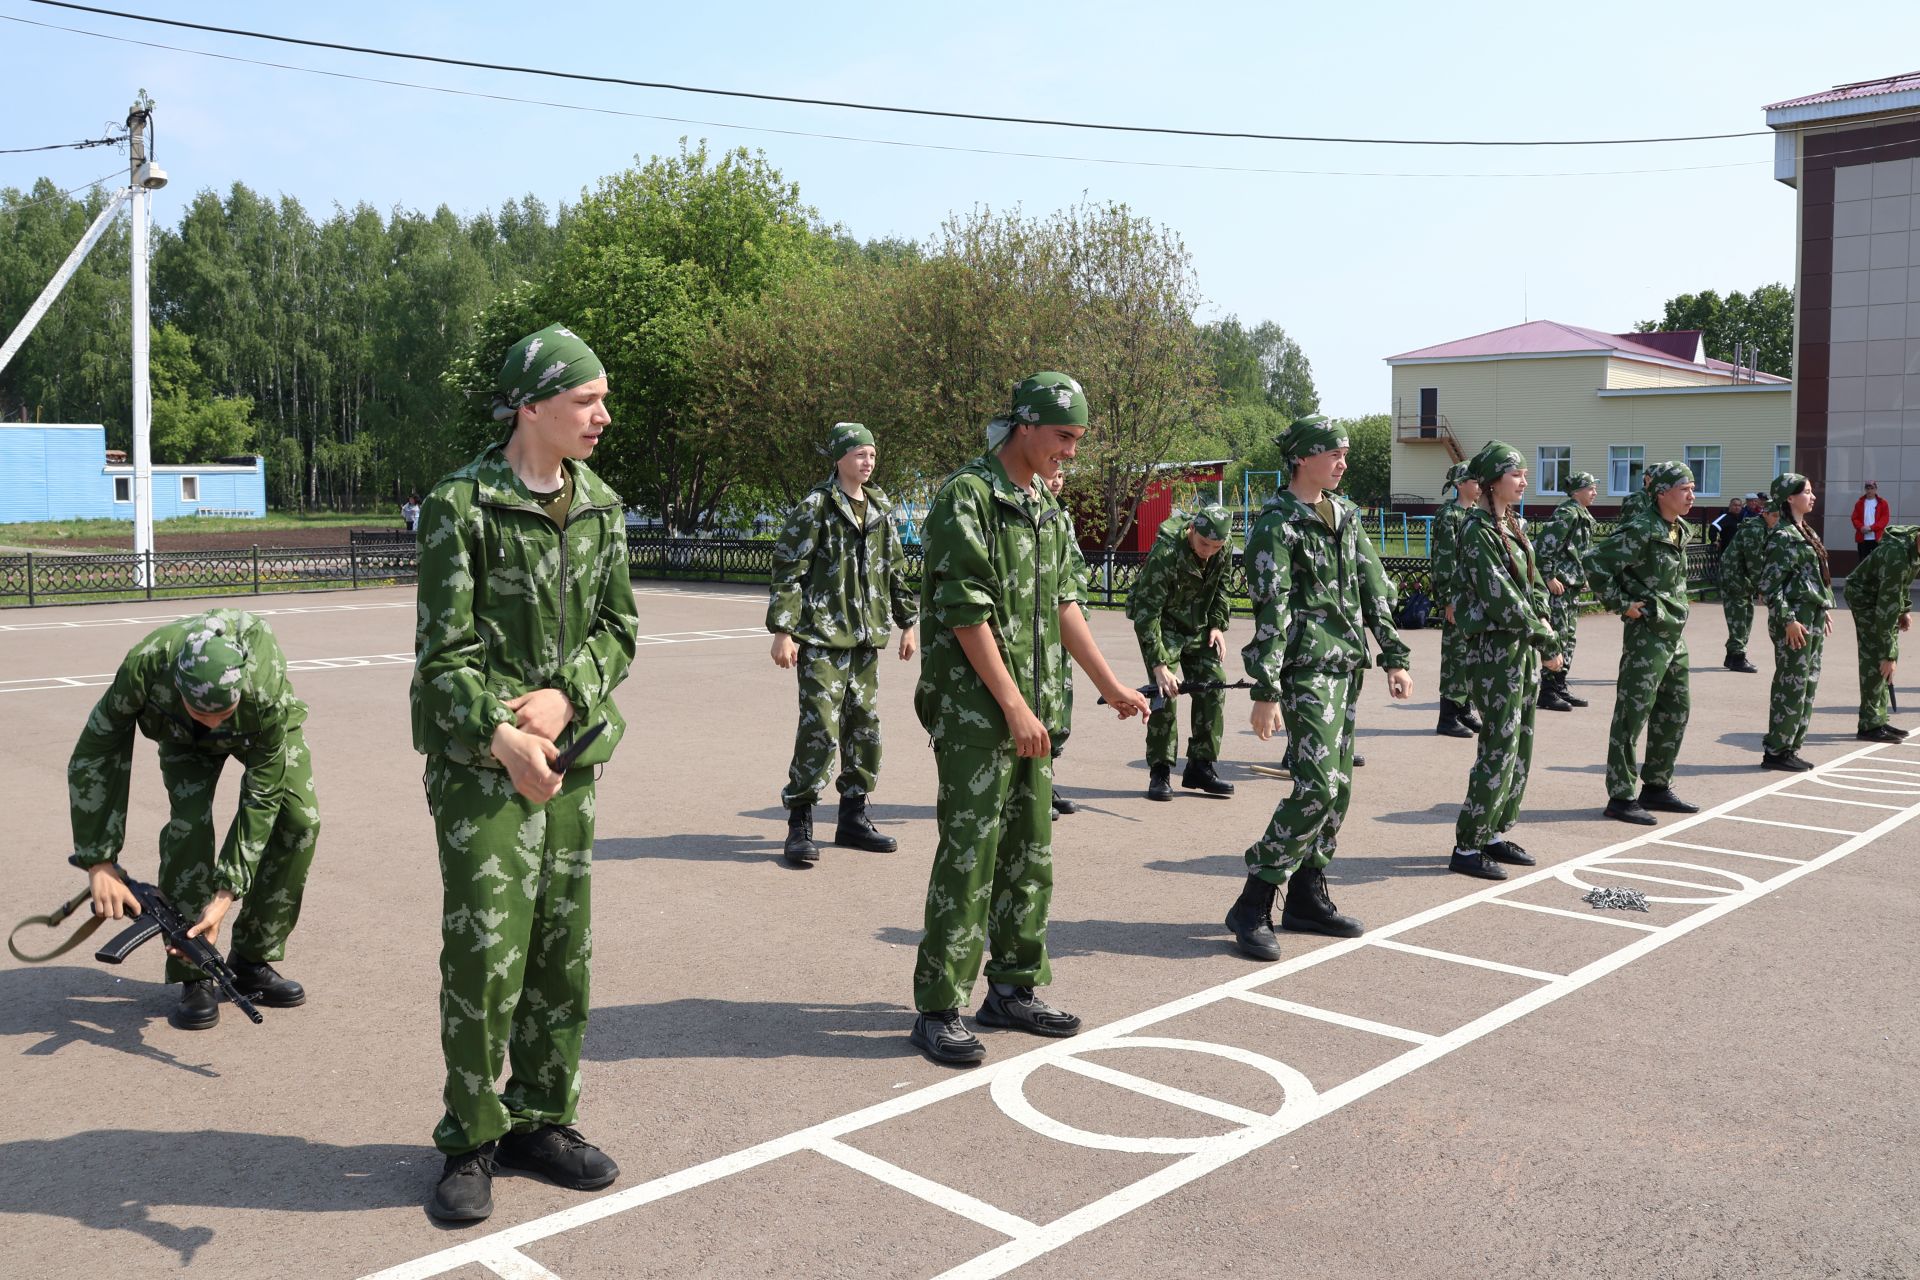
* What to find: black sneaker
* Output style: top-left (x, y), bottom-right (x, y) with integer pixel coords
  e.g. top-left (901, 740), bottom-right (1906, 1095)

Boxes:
top-left (173, 978), bottom-right (220, 1031)
top-left (910, 1009), bottom-right (985, 1065)
top-left (1483, 839), bottom-right (1536, 866)
top-left (1726, 652), bottom-right (1759, 673)
top-left (1856, 725), bottom-right (1904, 744)
top-left (428, 1141), bottom-right (497, 1224)
top-left (1449, 848), bottom-right (1508, 880)
top-left (1762, 750), bottom-right (1813, 772)
top-left (976, 987), bottom-right (1082, 1038)
top-left (1605, 797), bottom-right (1658, 826)
top-left (229, 957), bottom-right (306, 1007)
top-left (1146, 764), bottom-right (1173, 802)
top-left (497, 1124), bottom-right (618, 1191)
top-left (1638, 785), bottom-right (1700, 814)
top-left (1781, 753), bottom-right (1815, 772)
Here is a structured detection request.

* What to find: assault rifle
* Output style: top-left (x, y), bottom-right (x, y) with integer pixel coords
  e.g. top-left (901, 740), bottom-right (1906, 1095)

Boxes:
top-left (95, 875), bottom-right (264, 1024)
top-left (1100, 678), bottom-right (1254, 716)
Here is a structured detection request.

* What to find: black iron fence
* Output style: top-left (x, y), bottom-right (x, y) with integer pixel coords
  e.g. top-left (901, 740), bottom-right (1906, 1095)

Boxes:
top-left (1, 529), bottom-right (1720, 609)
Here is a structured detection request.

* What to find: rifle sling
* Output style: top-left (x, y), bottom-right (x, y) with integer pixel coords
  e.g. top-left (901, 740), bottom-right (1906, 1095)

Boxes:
top-left (8, 888), bottom-right (105, 964)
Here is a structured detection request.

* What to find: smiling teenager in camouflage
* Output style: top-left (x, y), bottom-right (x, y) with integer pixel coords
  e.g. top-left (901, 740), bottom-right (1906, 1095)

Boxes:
top-left (1842, 522), bottom-right (1919, 743)
top-left (1445, 442), bottom-right (1564, 881)
top-left (412, 321), bottom-right (639, 1224)
top-left (1432, 461), bottom-right (1485, 738)
top-left (767, 422), bottom-right (919, 864)
top-left (1755, 472), bottom-right (1834, 772)
top-left (67, 608), bottom-right (318, 1031)
top-left (1587, 459), bottom-right (1700, 824)
top-left (1128, 501), bottom-right (1237, 802)
top-left (1717, 493), bottom-right (1775, 674)
top-left (907, 372), bottom-right (1151, 1066)
top-left (1225, 415), bottom-right (1413, 961)
top-left (1533, 470), bottom-right (1597, 711)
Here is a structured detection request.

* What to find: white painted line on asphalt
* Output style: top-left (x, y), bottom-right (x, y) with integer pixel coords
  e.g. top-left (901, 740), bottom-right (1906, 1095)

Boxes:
top-left (477, 1249), bottom-right (563, 1280)
top-left (1776, 788), bottom-right (1906, 812)
top-left (632, 627), bottom-right (767, 646)
top-left (1485, 897), bottom-right (1663, 933)
top-left (1650, 838), bottom-right (1808, 865)
top-left (1718, 814), bottom-right (1858, 836)
top-left (1050, 1055), bottom-right (1275, 1128)
top-left (359, 744), bottom-right (1920, 1280)
top-left (1227, 989), bottom-right (1437, 1042)
top-left (814, 1139), bottom-right (1037, 1239)
top-left (1367, 937), bottom-right (1562, 982)
top-left (0, 599), bottom-right (411, 632)
top-left (1593, 868), bottom-right (1747, 892)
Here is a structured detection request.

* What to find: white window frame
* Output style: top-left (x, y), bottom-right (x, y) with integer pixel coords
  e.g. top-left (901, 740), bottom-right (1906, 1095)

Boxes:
top-left (180, 475), bottom-right (200, 503)
top-left (1608, 445), bottom-right (1645, 496)
top-left (1683, 445), bottom-right (1722, 498)
top-left (1774, 444), bottom-right (1793, 478)
top-left (113, 476), bottom-right (131, 503)
top-left (1536, 446), bottom-right (1572, 496)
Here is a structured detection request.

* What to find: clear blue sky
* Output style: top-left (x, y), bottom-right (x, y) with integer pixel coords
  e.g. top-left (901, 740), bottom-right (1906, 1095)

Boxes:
top-left (4, 1), bottom-right (1915, 414)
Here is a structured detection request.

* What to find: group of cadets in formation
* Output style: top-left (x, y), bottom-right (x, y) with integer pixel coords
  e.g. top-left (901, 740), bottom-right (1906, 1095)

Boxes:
top-left (57, 335), bottom-right (1920, 1224)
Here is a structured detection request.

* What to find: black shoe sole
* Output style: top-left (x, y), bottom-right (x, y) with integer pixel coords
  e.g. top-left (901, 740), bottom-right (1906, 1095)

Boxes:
top-left (1182, 786), bottom-right (1236, 796)
top-left (1538, 702), bottom-right (1573, 712)
top-left (494, 1154), bottom-right (618, 1192)
top-left (1435, 724), bottom-right (1473, 738)
top-left (909, 1026), bottom-right (985, 1065)
top-left (171, 1009), bottom-right (220, 1030)
top-left (1605, 805), bottom-right (1658, 826)
top-left (1449, 859), bottom-right (1508, 881)
top-left (974, 1007), bottom-right (1082, 1038)
top-left (426, 1198), bottom-right (493, 1224)
top-left (833, 835), bottom-right (897, 852)
top-left (1761, 756), bottom-right (1812, 772)
top-left (1639, 799), bottom-right (1700, 814)
top-left (1279, 913), bottom-right (1364, 938)
top-left (1146, 791), bottom-right (1173, 802)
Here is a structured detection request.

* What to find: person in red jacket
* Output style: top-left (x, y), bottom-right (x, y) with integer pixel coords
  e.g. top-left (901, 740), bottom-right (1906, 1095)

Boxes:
top-left (1853, 482), bottom-right (1891, 563)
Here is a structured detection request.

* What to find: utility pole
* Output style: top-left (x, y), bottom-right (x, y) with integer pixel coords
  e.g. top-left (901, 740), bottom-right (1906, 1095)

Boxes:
top-left (127, 99), bottom-right (167, 581)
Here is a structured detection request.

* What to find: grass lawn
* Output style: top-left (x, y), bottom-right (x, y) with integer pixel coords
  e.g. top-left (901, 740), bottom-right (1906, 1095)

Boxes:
top-left (4, 512), bottom-right (382, 544)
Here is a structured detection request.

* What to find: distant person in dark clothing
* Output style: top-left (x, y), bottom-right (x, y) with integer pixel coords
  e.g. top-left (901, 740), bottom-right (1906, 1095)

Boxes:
top-left (1710, 498), bottom-right (1745, 550)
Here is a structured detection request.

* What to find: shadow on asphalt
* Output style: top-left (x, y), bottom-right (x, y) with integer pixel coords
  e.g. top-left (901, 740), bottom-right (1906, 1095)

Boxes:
top-left (0, 965), bottom-right (221, 1079)
top-left (586, 998), bottom-right (920, 1061)
top-left (0, 1130), bottom-right (422, 1262)
top-left (595, 833), bottom-right (783, 863)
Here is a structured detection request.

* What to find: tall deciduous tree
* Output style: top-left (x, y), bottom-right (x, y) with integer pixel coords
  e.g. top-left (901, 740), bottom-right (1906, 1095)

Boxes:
top-left (1635, 284), bottom-right (1794, 377)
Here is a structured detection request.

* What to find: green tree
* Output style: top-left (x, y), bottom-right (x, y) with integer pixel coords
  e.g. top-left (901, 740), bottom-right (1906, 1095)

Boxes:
top-left (148, 323), bottom-right (255, 462)
top-left (1635, 284), bottom-right (1794, 377)
top-left (0, 179), bottom-right (133, 434)
top-left (1338, 413), bottom-right (1391, 508)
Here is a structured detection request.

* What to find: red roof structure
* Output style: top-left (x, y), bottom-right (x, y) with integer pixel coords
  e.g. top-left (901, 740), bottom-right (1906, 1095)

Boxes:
top-left (1765, 71), bottom-right (1920, 112)
top-left (1385, 319), bottom-right (1787, 383)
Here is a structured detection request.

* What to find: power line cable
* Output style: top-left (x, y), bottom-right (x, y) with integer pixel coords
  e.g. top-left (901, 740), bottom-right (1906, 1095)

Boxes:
top-left (26, 0), bottom-right (1776, 149)
top-left (0, 169), bottom-right (124, 220)
top-left (0, 134), bottom-right (122, 155)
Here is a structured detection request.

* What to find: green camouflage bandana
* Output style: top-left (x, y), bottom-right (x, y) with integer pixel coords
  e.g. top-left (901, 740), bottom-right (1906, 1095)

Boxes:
top-left (1279, 414), bottom-right (1347, 462)
top-left (1648, 460), bottom-right (1694, 496)
top-left (173, 612), bottom-right (248, 713)
top-left (827, 422), bottom-right (874, 460)
top-left (1010, 372), bottom-right (1088, 427)
top-left (1191, 503), bottom-right (1233, 542)
top-left (1443, 461), bottom-right (1469, 493)
top-left (1770, 470), bottom-right (1810, 510)
top-left (494, 323), bottom-right (605, 419)
top-left (1466, 439), bottom-right (1525, 486)
top-left (1565, 471), bottom-right (1598, 493)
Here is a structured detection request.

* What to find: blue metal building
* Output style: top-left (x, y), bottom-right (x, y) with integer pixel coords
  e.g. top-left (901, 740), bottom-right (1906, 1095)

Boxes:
top-left (0, 423), bottom-right (266, 523)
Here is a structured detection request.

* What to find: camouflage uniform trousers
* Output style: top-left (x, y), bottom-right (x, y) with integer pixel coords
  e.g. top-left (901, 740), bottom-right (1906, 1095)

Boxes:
top-left (1605, 624), bottom-right (1691, 800)
top-left (1762, 620), bottom-right (1824, 756)
top-left (1243, 670), bottom-right (1361, 885)
top-left (1440, 623), bottom-right (1472, 706)
top-left (154, 731), bottom-right (319, 985)
top-left (1858, 644), bottom-right (1894, 734)
top-left (913, 742), bottom-right (1053, 1013)
top-left (781, 644), bottom-right (882, 810)
top-left (1721, 580), bottom-right (1755, 658)
top-left (1547, 590), bottom-right (1581, 679)
top-left (1455, 638), bottom-right (1540, 848)
top-left (1145, 644), bottom-right (1227, 767)
top-left (427, 755), bottom-right (595, 1156)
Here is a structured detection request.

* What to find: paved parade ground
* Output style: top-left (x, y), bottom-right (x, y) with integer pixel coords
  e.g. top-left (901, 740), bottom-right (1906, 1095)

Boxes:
top-left (3, 583), bottom-right (1916, 1279)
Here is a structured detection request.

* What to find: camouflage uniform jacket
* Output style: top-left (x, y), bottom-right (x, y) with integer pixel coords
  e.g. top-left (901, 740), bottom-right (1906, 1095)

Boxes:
top-left (1757, 521), bottom-right (1835, 629)
top-left (1454, 509), bottom-right (1558, 655)
top-left (68, 609), bottom-right (307, 894)
top-left (1718, 515), bottom-right (1769, 592)
top-left (1534, 499), bottom-right (1595, 589)
top-left (1587, 509), bottom-right (1692, 641)
top-left (1126, 514), bottom-right (1231, 669)
top-left (913, 453), bottom-right (1085, 747)
top-left (1842, 525), bottom-right (1920, 662)
top-left (412, 443), bottom-right (638, 770)
top-left (766, 477), bottom-right (917, 648)
top-left (1618, 487), bottom-right (1652, 525)
top-left (1431, 498), bottom-right (1470, 612)
top-left (1240, 490), bottom-right (1411, 703)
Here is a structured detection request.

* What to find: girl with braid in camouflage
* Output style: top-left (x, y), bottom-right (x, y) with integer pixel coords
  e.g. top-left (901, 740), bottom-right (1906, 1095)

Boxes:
top-left (1754, 473), bottom-right (1834, 772)
top-left (1445, 442), bottom-right (1564, 880)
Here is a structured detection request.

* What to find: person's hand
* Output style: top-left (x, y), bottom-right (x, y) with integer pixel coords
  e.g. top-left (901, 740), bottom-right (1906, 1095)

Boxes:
top-left (1250, 700), bottom-right (1283, 740)
top-left (1899, 614), bottom-right (1912, 634)
top-left (1623, 602), bottom-right (1646, 621)
top-left (491, 722), bottom-right (563, 803)
top-left (1444, 604), bottom-right (1455, 626)
top-left (1548, 577), bottom-right (1565, 597)
top-left (1099, 683), bottom-right (1152, 722)
top-left (179, 889), bottom-right (236, 954)
top-left (1880, 658), bottom-right (1897, 680)
top-left (1152, 664), bottom-right (1180, 701)
top-left (1208, 628), bottom-right (1227, 660)
top-left (88, 864), bottom-right (140, 921)
top-left (1544, 654), bottom-right (1566, 673)
top-left (1785, 620), bottom-right (1809, 650)
top-left (770, 633), bottom-right (799, 669)
top-left (897, 626), bottom-right (919, 662)
top-left (1823, 612), bottom-right (1834, 637)
top-left (1003, 701), bottom-right (1051, 758)
top-left (505, 689), bottom-right (574, 742)
top-left (1385, 668), bottom-right (1413, 700)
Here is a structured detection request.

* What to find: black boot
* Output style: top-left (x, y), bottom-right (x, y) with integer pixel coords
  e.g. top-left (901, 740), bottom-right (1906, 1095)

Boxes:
top-left (1180, 759), bottom-right (1235, 796)
top-left (1458, 702), bottom-right (1484, 733)
top-left (173, 979), bottom-right (220, 1030)
top-left (1726, 651), bottom-right (1759, 673)
top-left (783, 806), bottom-right (818, 865)
top-left (229, 956), bottom-right (306, 1007)
top-left (1224, 875), bottom-right (1282, 961)
top-left (1146, 763), bottom-right (1173, 801)
top-left (1638, 785), bottom-right (1700, 814)
top-left (1435, 699), bottom-right (1474, 738)
top-left (1554, 672), bottom-right (1589, 708)
top-left (1537, 680), bottom-right (1573, 712)
top-left (1280, 865), bottom-right (1363, 937)
top-left (428, 1141), bottom-right (497, 1223)
top-left (834, 795), bottom-right (897, 852)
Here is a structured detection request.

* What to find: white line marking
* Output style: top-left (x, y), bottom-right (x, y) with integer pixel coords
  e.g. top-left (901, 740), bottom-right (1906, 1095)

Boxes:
top-left (478, 1250), bottom-right (563, 1280)
top-left (1485, 897), bottom-right (1663, 933)
top-left (1367, 938), bottom-right (1562, 982)
top-left (1718, 814), bottom-right (1857, 836)
top-left (814, 1139), bottom-right (1037, 1239)
top-left (632, 627), bottom-right (766, 646)
top-left (1049, 1055), bottom-right (1274, 1128)
top-left (1591, 868), bottom-right (1742, 892)
top-left (1650, 838), bottom-right (1806, 865)
top-left (1776, 789), bottom-right (1906, 812)
top-left (1227, 989), bottom-right (1437, 1043)
top-left (0, 599), bottom-right (412, 632)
